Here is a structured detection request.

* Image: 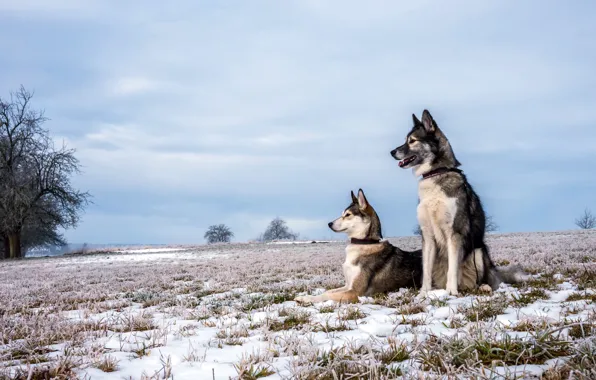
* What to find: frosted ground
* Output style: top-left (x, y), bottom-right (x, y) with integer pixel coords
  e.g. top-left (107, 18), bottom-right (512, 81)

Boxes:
top-left (1, 231), bottom-right (596, 379)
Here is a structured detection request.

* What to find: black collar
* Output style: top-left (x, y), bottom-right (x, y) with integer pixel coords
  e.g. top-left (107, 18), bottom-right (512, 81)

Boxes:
top-left (421, 167), bottom-right (462, 180)
top-left (350, 238), bottom-right (381, 245)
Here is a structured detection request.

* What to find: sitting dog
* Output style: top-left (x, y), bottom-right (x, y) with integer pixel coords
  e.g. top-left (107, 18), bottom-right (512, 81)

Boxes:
top-left (390, 110), bottom-right (529, 295)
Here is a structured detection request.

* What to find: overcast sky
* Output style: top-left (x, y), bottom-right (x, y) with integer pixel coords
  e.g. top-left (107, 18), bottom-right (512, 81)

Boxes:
top-left (1, 1), bottom-right (595, 244)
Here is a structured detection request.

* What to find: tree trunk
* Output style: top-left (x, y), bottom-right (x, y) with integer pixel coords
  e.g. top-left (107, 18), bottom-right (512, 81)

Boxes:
top-left (1, 235), bottom-right (9, 260)
top-left (8, 231), bottom-right (22, 259)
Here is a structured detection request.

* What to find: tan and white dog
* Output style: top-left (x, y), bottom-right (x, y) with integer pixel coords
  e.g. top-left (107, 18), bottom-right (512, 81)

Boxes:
top-left (295, 189), bottom-right (423, 304)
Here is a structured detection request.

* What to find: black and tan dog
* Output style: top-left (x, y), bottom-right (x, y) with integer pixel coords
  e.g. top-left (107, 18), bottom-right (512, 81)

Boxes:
top-left (390, 110), bottom-right (528, 296)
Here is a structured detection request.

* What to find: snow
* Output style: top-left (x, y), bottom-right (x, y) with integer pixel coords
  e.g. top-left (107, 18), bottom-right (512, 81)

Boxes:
top-left (1, 230), bottom-right (596, 378)
top-left (118, 247), bottom-right (191, 254)
top-left (64, 281), bottom-right (593, 379)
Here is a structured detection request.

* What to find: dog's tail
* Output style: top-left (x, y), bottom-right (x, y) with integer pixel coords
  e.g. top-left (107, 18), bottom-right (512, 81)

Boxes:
top-left (479, 245), bottom-right (530, 289)
top-left (480, 246), bottom-right (502, 290)
top-left (495, 264), bottom-right (531, 284)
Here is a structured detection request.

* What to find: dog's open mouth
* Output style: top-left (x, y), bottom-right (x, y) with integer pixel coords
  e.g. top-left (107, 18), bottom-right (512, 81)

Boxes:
top-left (398, 155), bottom-right (417, 167)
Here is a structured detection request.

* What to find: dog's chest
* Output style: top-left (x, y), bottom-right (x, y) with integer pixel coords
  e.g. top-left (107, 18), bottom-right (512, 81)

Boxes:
top-left (417, 182), bottom-right (458, 225)
top-left (342, 246), bottom-right (362, 285)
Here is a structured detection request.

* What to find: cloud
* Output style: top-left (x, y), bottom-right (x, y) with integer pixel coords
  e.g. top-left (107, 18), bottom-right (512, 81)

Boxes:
top-left (109, 77), bottom-right (165, 97)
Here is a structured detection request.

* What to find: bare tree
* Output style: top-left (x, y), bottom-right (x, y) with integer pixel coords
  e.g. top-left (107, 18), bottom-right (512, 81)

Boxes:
top-left (0, 86), bottom-right (90, 259)
top-left (575, 208), bottom-right (596, 230)
top-left (412, 224), bottom-right (422, 236)
top-left (262, 217), bottom-right (298, 241)
top-left (0, 195), bottom-right (67, 257)
top-left (485, 214), bottom-right (499, 233)
top-left (204, 224), bottom-right (234, 244)
top-left (0, 234), bottom-right (8, 260)
top-left (20, 198), bottom-right (68, 252)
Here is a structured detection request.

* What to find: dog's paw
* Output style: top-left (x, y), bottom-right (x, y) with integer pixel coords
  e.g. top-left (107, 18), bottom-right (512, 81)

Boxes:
top-left (446, 286), bottom-right (459, 297)
top-left (479, 284), bottom-right (493, 293)
top-left (418, 286), bottom-right (432, 298)
top-left (294, 295), bottom-right (315, 305)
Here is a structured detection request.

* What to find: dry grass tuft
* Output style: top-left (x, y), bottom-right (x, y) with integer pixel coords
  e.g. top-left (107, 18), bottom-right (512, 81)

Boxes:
top-left (234, 362), bottom-right (276, 379)
top-left (458, 293), bottom-right (509, 321)
top-left (2, 356), bottom-right (79, 379)
top-left (268, 309), bottom-right (311, 332)
top-left (417, 329), bottom-right (572, 374)
top-left (567, 291), bottom-right (596, 303)
top-left (93, 355), bottom-right (119, 372)
top-left (339, 306), bottom-right (367, 321)
top-left (511, 287), bottom-right (549, 306)
top-left (397, 301), bottom-right (427, 315)
top-left (375, 337), bottom-right (410, 364)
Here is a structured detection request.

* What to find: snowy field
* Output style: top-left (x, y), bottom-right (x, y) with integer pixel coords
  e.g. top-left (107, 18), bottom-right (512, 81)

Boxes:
top-left (1, 231), bottom-right (596, 379)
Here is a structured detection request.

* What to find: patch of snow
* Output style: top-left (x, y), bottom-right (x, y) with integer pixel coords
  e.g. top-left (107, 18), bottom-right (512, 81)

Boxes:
top-left (118, 247), bottom-right (191, 254)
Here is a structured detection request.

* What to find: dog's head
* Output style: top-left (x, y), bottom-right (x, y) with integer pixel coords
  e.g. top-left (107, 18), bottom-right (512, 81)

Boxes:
top-left (328, 189), bottom-right (382, 240)
top-left (390, 109), bottom-right (460, 174)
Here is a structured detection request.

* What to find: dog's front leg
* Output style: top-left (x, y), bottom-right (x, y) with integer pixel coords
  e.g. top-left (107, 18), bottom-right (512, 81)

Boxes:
top-left (322, 289), bottom-right (359, 303)
top-left (321, 275), bottom-right (367, 304)
top-left (446, 234), bottom-right (463, 296)
top-left (295, 286), bottom-right (347, 304)
top-left (421, 236), bottom-right (436, 296)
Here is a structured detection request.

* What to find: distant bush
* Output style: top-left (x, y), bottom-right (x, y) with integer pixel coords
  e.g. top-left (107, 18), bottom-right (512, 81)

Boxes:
top-left (485, 215), bottom-right (499, 233)
top-left (261, 218), bottom-right (298, 242)
top-left (575, 209), bottom-right (596, 230)
top-left (412, 225), bottom-right (422, 236)
top-left (204, 224), bottom-right (234, 244)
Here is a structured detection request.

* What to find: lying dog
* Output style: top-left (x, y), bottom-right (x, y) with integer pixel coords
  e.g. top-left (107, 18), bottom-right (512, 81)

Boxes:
top-left (295, 189), bottom-right (423, 304)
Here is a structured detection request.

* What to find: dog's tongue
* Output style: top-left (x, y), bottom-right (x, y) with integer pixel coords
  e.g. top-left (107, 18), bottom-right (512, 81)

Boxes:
top-left (398, 155), bottom-right (415, 168)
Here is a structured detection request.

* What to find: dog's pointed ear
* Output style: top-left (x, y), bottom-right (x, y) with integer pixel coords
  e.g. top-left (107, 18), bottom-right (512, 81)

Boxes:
top-left (350, 190), bottom-right (358, 204)
top-left (357, 189), bottom-right (369, 210)
top-left (412, 113), bottom-right (421, 126)
top-left (421, 109), bottom-right (436, 133)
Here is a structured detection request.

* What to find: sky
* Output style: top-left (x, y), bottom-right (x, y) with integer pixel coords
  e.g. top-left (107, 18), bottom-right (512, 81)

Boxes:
top-left (1, 0), bottom-right (595, 244)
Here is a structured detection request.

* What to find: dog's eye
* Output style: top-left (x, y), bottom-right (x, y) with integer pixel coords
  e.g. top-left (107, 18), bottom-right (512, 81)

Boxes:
top-left (344, 213), bottom-right (351, 218)
top-left (409, 139), bottom-right (417, 144)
